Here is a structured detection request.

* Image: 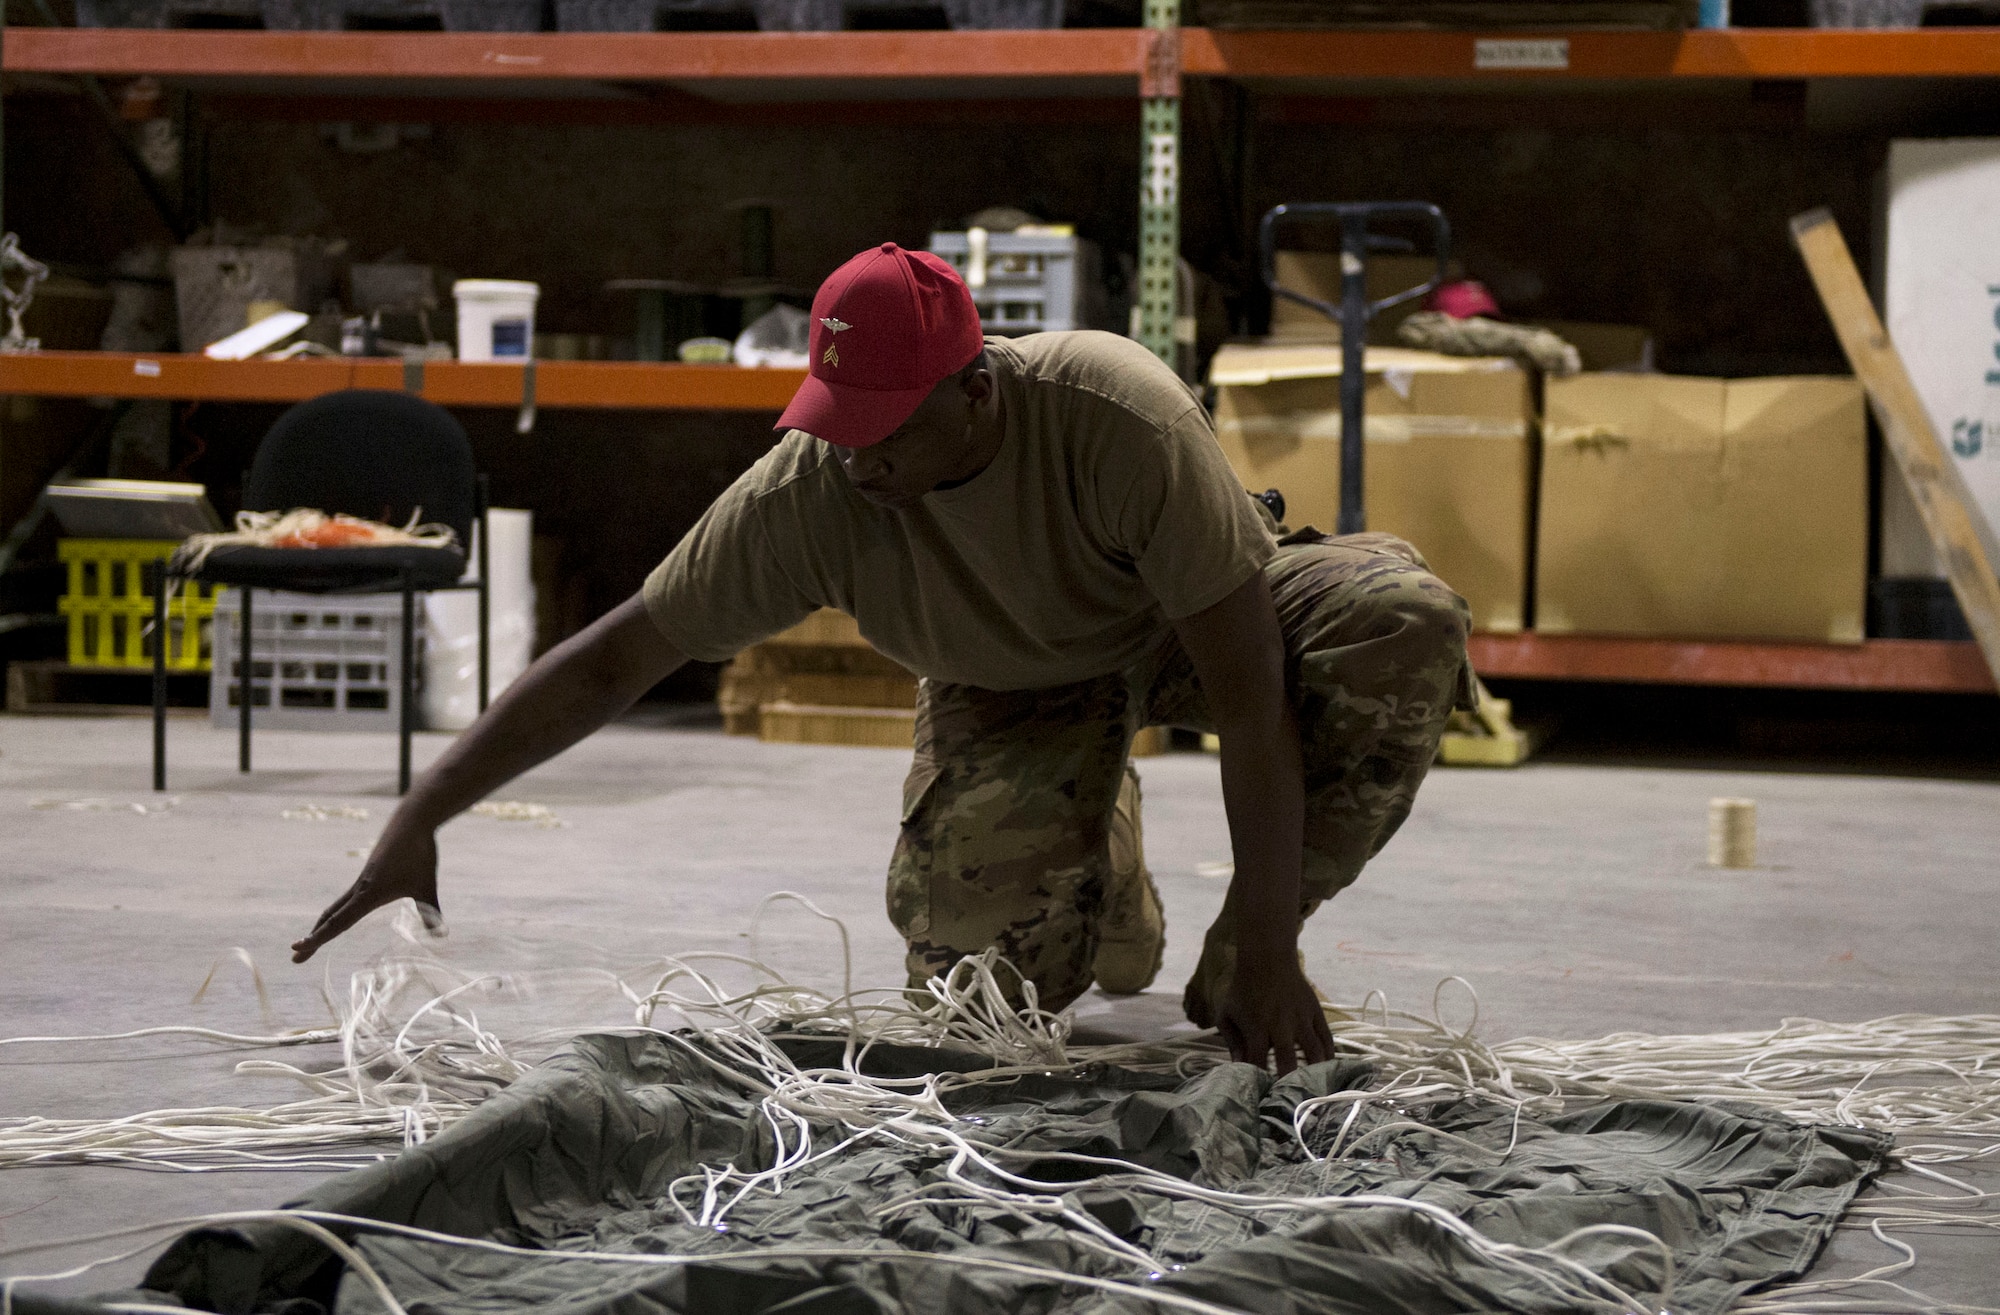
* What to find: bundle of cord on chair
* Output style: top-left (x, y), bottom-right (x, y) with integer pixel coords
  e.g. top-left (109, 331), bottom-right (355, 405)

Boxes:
top-left (173, 509), bottom-right (459, 575)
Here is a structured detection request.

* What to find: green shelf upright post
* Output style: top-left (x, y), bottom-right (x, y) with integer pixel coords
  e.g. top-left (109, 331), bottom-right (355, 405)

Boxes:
top-left (2, 17), bottom-right (8, 244)
top-left (1137, 0), bottom-right (1181, 366)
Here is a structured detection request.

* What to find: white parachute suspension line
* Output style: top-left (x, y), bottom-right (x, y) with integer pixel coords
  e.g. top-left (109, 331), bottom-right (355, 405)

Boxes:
top-left (3, 899), bottom-right (1999, 1311)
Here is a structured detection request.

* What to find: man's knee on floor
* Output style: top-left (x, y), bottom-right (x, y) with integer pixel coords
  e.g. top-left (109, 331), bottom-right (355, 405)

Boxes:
top-left (1291, 568), bottom-right (1471, 748)
top-left (1376, 574), bottom-right (1471, 656)
top-left (1312, 570), bottom-right (1469, 683)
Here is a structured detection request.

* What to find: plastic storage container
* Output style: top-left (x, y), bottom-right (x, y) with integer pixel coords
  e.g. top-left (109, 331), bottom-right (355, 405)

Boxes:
top-left (927, 231), bottom-right (1104, 335)
top-left (170, 244), bottom-right (331, 356)
top-left (422, 508), bottom-right (536, 731)
top-left (58, 539), bottom-right (216, 671)
top-left (210, 589), bottom-right (415, 732)
top-left (453, 280), bottom-right (540, 362)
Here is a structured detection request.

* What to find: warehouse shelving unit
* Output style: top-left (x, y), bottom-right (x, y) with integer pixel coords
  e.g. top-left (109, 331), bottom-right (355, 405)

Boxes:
top-left (3, 23), bottom-right (1998, 695)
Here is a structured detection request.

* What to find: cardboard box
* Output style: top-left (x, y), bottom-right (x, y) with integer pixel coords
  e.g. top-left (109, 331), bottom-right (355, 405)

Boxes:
top-left (1209, 343), bottom-right (1534, 632)
top-left (1526, 320), bottom-right (1653, 373)
top-left (1882, 138), bottom-right (2000, 580)
top-left (722, 607), bottom-right (1169, 755)
top-left (21, 277), bottom-right (114, 351)
top-left (1537, 374), bottom-right (1867, 643)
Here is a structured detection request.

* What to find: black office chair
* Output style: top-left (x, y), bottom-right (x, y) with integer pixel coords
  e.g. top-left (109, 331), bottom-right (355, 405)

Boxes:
top-left (151, 390), bottom-right (490, 795)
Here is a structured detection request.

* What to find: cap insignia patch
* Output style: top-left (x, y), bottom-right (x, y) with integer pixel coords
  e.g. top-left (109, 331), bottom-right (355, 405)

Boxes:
top-left (819, 318), bottom-right (850, 367)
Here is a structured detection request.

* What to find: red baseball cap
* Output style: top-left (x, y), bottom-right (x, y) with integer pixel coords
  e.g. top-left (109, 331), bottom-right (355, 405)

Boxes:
top-left (1426, 279), bottom-right (1502, 321)
top-left (777, 243), bottom-right (987, 449)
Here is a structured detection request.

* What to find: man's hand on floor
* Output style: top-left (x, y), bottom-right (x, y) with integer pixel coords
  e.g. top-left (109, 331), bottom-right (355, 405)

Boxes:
top-left (1217, 961), bottom-right (1335, 1075)
top-left (291, 823), bottom-right (442, 963)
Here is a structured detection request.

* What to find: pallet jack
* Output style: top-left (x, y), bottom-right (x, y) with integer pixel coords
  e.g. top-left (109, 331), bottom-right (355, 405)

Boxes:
top-left (1258, 201), bottom-right (1538, 766)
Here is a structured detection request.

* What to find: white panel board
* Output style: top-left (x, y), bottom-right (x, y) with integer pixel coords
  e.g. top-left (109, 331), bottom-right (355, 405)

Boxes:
top-left (1884, 139), bottom-right (2000, 577)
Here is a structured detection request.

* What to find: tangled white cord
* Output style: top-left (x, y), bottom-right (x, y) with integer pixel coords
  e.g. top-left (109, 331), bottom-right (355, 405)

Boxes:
top-left (1292, 980), bottom-right (2000, 1165)
top-left (2, 898), bottom-right (1997, 1315)
top-left (174, 509), bottom-right (457, 576)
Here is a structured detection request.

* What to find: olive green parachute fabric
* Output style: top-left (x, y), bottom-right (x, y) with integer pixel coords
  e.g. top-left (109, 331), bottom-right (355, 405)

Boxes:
top-left (118, 1032), bottom-right (1888, 1315)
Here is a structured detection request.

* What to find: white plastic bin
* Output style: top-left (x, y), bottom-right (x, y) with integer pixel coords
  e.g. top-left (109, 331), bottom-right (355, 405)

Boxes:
top-left (422, 508), bottom-right (536, 730)
top-left (453, 279), bottom-right (539, 361)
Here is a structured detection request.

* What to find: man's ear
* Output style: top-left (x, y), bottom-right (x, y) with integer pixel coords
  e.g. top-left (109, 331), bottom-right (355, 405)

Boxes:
top-left (961, 369), bottom-right (995, 405)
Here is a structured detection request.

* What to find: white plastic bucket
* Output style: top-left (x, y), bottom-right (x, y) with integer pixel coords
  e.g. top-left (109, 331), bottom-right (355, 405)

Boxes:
top-left (422, 508), bottom-right (535, 731)
top-left (453, 279), bottom-right (539, 362)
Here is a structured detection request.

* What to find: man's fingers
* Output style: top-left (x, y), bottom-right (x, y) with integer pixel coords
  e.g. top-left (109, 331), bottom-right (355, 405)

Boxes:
top-left (1311, 1002), bottom-right (1336, 1058)
top-left (290, 914), bottom-right (350, 963)
top-left (291, 829), bottom-right (443, 963)
top-left (1219, 1016), bottom-right (1248, 1064)
top-left (291, 900), bottom-right (352, 962)
top-left (1302, 1016), bottom-right (1333, 1067)
top-left (313, 888), bottom-right (361, 933)
top-left (291, 884), bottom-right (376, 962)
top-left (1298, 986), bottom-right (1335, 1066)
top-left (1239, 1024), bottom-right (1271, 1073)
top-left (291, 927), bottom-right (335, 963)
top-left (416, 871), bottom-right (442, 921)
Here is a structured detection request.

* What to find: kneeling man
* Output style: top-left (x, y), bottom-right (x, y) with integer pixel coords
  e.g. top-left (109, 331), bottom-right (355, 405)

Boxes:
top-left (292, 242), bottom-right (1471, 1074)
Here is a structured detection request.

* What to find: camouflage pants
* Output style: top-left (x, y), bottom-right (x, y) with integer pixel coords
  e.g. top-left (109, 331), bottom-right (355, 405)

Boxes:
top-left (886, 530), bottom-right (1472, 1018)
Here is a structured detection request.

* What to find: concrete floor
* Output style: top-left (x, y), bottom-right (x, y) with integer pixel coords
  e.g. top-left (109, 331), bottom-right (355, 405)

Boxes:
top-left (2, 712), bottom-right (1995, 1305)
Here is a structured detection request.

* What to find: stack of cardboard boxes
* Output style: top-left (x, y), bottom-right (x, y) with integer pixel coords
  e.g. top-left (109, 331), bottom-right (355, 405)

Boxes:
top-left (1210, 256), bottom-right (1869, 646)
top-left (1211, 343), bottom-right (1536, 633)
top-left (721, 610), bottom-right (1170, 753)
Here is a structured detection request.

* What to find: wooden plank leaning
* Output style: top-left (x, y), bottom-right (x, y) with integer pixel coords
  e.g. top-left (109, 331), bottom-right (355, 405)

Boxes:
top-left (1790, 207), bottom-right (2000, 691)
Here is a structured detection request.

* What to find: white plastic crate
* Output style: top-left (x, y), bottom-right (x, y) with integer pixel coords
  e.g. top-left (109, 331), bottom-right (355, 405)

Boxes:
top-left (209, 589), bottom-right (419, 732)
top-left (927, 231), bottom-right (1105, 336)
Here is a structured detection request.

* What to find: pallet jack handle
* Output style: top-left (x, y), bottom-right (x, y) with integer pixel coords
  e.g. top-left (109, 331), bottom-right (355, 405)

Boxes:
top-left (1259, 202), bottom-right (1451, 534)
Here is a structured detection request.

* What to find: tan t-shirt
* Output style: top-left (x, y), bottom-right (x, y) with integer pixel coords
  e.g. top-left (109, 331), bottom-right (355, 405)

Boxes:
top-left (642, 330), bottom-right (1275, 691)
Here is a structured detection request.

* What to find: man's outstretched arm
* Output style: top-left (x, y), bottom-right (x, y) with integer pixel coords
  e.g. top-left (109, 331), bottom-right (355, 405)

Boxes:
top-left (1172, 571), bottom-right (1335, 1074)
top-left (291, 592), bottom-right (687, 962)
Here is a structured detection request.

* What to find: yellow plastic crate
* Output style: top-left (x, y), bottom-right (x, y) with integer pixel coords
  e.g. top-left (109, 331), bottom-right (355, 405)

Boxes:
top-left (57, 539), bottom-right (216, 671)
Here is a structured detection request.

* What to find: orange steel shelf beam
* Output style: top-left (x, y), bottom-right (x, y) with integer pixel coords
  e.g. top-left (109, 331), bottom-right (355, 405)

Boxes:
top-left (2, 26), bottom-right (1153, 83)
top-left (0, 352), bottom-right (804, 411)
top-left (1468, 632), bottom-right (1995, 694)
top-left (8, 27), bottom-right (1997, 86)
top-left (202, 90), bottom-right (1143, 125)
top-left (1182, 28), bottom-right (2000, 80)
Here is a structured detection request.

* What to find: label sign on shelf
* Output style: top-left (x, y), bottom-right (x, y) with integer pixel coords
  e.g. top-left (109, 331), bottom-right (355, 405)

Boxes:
top-left (1474, 39), bottom-right (1570, 71)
